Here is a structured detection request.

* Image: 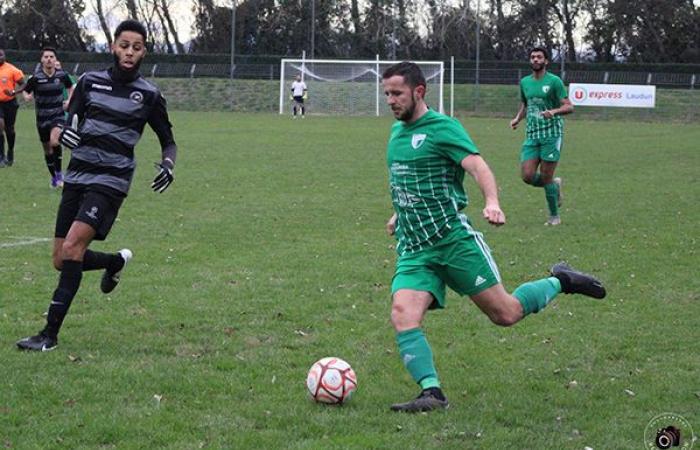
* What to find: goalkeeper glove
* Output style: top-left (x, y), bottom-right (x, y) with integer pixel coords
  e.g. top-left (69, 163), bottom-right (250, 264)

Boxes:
top-left (151, 161), bottom-right (174, 193)
top-left (59, 115), bottom-right (81, 149)
top-left (303, 92), bottom-right (308, 100)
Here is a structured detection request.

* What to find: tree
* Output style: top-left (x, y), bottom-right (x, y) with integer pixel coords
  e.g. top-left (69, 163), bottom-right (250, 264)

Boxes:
top-left (2, 0), bottom-right (92, 50)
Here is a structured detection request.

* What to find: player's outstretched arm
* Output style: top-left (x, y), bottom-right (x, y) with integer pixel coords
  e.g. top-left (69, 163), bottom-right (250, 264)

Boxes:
top-left (510, 102), bottom-right (526, 129)
top-left (148, 93), bottom-right (178, 193)
top-left (461, 154), bottom-right (505, 226)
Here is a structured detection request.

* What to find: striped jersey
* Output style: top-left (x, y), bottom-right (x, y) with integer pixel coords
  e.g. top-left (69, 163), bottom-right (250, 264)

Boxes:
top-left (387, 109), bottom-right (479, 255)
top-left (65, 68), bottom-right (175, 196)
top-left (24, 68), bottom-right (74, 128)
top-left (519, 72), bottom-right (567, 139)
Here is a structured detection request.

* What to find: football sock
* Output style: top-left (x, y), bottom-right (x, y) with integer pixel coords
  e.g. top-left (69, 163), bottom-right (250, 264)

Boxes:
top-left (513, 277), bottom-right (561, 315)
top-left (0, 134), bottom-right (5, 160)
top-left (53, 146), bottom-right (63, 173)
top-left (45, 154), bottom-right (56, 177)
top-left (420, 376), bottom-right (441, 390)
top-left (82, 250), bottom-right (123, 272)
top-left (397, 328), bottom-right (440, 388)
top-left (293, 106), bottom-right (297, 116)
top-left (544, 182), bottom-right (559, 216)
top-left (301, 106), bottom-right (305, 115)
top-left (530, 172), bottom-right (545, 187)
top-left (6, 131), bottom-right (15, 154)
top-left (44, 260), bottom-right (83, 338)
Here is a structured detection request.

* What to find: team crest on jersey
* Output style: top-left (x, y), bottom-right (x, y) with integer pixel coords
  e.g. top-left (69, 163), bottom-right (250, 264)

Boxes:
top-left (129, 91), bottom-right (144, 103)
top-left (542, 85), bottom-right (551, 94)
top-left (411, 133), bottom-right (427, 149)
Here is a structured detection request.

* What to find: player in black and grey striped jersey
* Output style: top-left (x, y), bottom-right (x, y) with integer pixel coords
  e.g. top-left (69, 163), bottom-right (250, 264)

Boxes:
top-left (17, 19), bottom-right (178, 352)
top-left (12, 47), bottom-right (75, 187)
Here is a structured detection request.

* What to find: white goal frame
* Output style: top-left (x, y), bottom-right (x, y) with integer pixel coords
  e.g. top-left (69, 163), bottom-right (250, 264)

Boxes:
top-left (279, 57), bottom-right (445, 116)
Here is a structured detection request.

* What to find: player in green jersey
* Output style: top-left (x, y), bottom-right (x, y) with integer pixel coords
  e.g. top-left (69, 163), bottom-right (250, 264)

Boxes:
top-left (510, 47), bottom-right (573, 226)
top-left (382, 62), bottom-right (604, 413)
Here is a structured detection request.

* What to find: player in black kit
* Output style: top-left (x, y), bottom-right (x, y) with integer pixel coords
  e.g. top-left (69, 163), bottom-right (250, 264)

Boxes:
top-left (10, 47), bottom-right (74, 187)
top-left (17, 20), bottom-right (178, 351)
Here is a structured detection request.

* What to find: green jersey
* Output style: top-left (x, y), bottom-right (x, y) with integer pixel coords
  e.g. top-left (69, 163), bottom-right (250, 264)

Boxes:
top-left (386, 109), bottom-right (479, 255)
top-left (519, 72), bottom-right (567, 139)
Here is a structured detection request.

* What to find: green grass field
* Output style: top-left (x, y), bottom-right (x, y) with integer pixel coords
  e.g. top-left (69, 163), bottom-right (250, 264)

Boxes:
top-left (1, 111), bottom-right (698, 449)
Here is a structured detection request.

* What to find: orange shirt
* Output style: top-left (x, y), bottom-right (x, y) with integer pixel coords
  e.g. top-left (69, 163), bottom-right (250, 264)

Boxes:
top-left (0, 62), bottom-right (24, 103)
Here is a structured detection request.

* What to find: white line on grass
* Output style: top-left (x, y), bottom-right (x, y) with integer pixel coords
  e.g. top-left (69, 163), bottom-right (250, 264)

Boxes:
top-left (0, 237), bottom-right (52, 248)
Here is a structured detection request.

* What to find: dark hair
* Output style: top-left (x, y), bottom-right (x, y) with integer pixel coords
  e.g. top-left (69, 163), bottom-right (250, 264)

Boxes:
top-left (114, 19), bottom-right (148, 42)
top-left (382, 61), bottom-right (427, 89)
top-left (529, 47), bottom-right (549, 60)
top-left (41, 47), bottom-right (57, 58)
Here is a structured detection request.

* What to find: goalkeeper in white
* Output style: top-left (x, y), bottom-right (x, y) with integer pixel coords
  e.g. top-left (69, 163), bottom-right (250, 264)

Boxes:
top-left (290, 74), bottom-right (307, 118)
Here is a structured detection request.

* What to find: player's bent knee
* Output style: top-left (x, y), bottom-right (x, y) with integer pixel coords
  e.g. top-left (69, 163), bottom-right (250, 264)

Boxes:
top-left (390, 303), bottom-right (420, 331)
top-left (52, 257), bottom-right (63, 271)
top-left (489, 312), bottom-right (520, 327)
top-left (521, 173), bottom-right (535, 184)
top-left (60, 239), bottom-right (86, 261)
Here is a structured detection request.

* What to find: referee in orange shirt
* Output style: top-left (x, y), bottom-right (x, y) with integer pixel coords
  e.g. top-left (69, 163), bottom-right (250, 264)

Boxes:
top-left (0, 49), bottom-right (25, 167)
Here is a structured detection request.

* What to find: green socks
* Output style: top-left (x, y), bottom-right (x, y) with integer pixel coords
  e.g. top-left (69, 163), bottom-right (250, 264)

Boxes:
top-left (513, 277), bottom-right (562, 315)
top-left (544, 182), bottom-right (560, 216)
top-left (396, 328), bottom-right (440, 389)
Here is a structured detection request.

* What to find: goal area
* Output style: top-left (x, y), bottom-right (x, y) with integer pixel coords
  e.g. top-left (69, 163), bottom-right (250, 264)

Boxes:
top-left (279, 59), bottom-right (444, 116)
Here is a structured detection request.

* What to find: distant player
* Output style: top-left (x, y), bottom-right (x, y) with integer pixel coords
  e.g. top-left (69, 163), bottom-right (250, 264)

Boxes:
top-left (11, 48), bottom-right (75, 188)
top-left (290, 74), bottom-right (307, 118)
top-left (382, 62), bottom-right (605, 412)
top-left (510, 47), bottom-right (573, 226)
top-left (0, 49), bottom-right (25, 167)
top-left (16, 20), bottom-right (178, 352)
top-left (54, 59), bottom-right (77, 105)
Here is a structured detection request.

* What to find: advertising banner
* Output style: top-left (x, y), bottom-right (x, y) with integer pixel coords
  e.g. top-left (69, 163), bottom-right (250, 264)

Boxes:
top-left (569, 83), bottom-right (656, 108)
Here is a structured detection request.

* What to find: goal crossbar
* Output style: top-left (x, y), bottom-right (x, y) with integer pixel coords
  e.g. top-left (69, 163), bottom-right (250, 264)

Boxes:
top-left (279, 58), bottom-right (445, 116)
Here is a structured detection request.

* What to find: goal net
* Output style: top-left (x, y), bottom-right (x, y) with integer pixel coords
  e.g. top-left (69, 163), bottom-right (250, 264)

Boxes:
top-left (279, 59), bottom-right (444, 116)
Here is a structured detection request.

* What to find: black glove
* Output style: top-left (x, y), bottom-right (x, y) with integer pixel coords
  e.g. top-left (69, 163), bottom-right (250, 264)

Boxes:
top-left (151, 162), bottom-right (174, 193)
top-left (59, 115), bottom-right (81, 149)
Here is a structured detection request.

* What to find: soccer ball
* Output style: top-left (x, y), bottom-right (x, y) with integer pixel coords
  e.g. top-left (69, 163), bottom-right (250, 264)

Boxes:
top-left (306, 357), bottom-right (357, 404)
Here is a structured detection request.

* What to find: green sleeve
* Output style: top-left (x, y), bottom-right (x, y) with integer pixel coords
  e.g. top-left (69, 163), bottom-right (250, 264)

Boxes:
top-left (435, 118), bottom-right (479, 164)
top-left (555, 77), bottom-right (568, 100)
top-left (520, 81), bottom-right (527, 104)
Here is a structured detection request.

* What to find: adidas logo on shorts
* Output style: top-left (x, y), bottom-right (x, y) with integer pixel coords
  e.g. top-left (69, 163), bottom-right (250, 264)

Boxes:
top-left (475, 275), bottom-right (486, 287)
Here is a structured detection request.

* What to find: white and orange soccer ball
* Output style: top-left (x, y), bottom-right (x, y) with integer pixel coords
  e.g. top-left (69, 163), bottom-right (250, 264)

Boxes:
top-left (306, 357), bottom-right (357, 404)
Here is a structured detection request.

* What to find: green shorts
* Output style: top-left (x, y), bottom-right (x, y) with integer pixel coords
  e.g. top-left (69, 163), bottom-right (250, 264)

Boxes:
top-left (391, 216), bottom-right (501, 309)
top-left (520, 136), bottom-right (563, 162)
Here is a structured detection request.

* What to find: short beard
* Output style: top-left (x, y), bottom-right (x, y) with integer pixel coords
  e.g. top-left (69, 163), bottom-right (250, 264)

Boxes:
top-left (112, 52), bottom-right (142, 73)
top-left (531, 62), bottom-right (545, 72)
top-left (397, 96), bottom-right (417, 122)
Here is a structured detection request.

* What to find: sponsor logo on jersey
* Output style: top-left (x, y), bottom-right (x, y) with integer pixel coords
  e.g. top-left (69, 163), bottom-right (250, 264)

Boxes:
top-left (542, 85), bottom-right (551, 94)
top-left (411, 133), bottom-right (427, 149)
top-left (92, 83), bottom-right (113, 91)
top-left (130, 91), bottom-right (144, 103)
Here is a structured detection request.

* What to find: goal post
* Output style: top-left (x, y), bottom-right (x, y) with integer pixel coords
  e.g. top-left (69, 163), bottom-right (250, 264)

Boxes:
top-left (279, 58), bottom-right (445, 116)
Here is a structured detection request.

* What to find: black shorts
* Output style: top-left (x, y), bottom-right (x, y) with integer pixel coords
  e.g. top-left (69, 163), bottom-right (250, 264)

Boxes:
top-left (293, 96), bottom-right (304, 104)
top-left (36, 119), bottom-right (64, 143)
top-left (0, 99), bottom-right (19, 127)
top-left (55, 185), bottom-right (124, 241)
